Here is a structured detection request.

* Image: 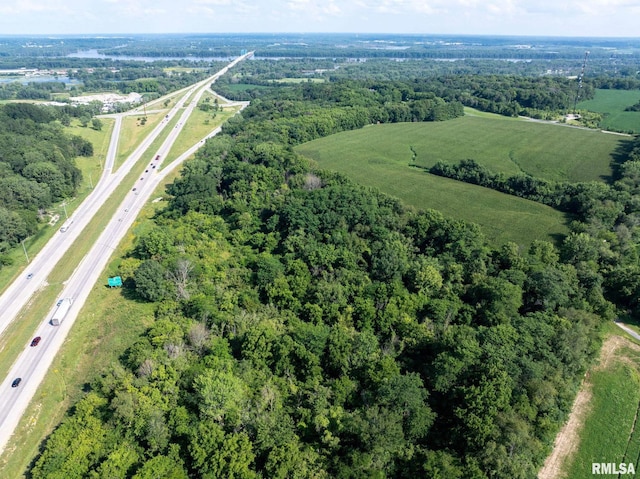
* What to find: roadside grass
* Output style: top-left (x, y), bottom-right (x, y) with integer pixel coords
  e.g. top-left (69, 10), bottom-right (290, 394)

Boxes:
top-left (166, 99), bottom-right (239, 162)
top-left (65, 117), bottom-right (115, 191)
top-left (0, 100), bottom-right (238, 477)
top-left (578, 89), bottom-right (640, 134)
top-left (563, 343), bottom-right (640, 479)
top-left (296, 124), bottom-right (570, 245)
top-left (0, 175), bottom-right (177, 478)
top-left (223, 83), bottom-right (272, 93)
top-left (296, 115), bottom-right (625, 184)
top-left (116, 111), bottom-right (167, 169)
top-left (0, 119), bottom-right (113, 296)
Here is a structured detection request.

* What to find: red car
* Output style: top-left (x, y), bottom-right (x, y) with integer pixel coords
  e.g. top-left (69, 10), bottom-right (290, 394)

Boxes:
top-left (30, 336), bottom-right (41, 347)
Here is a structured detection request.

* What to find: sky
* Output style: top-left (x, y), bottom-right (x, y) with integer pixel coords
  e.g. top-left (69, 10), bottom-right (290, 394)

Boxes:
top-left (0, 0), bottom-right (638, 37)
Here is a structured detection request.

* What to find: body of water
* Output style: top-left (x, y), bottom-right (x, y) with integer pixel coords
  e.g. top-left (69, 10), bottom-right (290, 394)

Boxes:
top-left (0, 75), bottom-right (80, 85)
top-left (67, 49), bottom-right (233, 62)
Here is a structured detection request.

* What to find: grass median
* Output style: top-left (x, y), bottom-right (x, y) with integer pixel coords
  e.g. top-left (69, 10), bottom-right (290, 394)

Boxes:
top-left (0, 104), bottom-right (236, 476)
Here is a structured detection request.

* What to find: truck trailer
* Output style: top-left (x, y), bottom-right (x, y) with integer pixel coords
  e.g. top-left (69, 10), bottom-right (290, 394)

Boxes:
top-left (60, 218), bottom-right (74, 233)
top-left (51, 298), bottom-right (72, 326)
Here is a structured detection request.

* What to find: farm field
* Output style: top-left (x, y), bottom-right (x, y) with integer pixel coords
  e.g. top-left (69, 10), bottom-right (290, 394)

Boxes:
top-left (578, 89), bottom-right (640, 134)
top-left (297, 113), bottom-right (626, 183)
top-left (548, 331), bottom-right (640, 479)
top-left (297, 138), bottom-right (569, 245)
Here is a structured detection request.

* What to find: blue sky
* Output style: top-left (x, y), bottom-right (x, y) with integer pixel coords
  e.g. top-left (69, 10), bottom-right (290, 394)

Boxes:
top-left (0, 0), bottom-right (638, 37)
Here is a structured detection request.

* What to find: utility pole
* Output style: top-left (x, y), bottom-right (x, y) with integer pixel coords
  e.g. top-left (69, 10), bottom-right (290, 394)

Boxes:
top-left (62, 201), bottom-right (68, 220)
top-left (573, 51), bottom-right (590, 115)
top-left (21, 239), bottom-right (29, 263)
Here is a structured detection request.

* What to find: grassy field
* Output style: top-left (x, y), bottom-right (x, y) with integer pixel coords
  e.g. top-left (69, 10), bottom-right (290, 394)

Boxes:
top-left (166, 93), bottom-right (240, 162)
top-left (298, 113), bottom-right (626, 183)
top-left (65, 118), bottom-right (115, 191)
top-left (578, 89), bottom-right (640, 134)
top-left (223, 83), bottom-right (272, 93)
top-left (560, 326), bottom-right (640, 479)
top-left (116, 111), bottom-right (167, 169)
top-left (296, 118), bottom-right (576, 245)
top-left (564, 364), bottom-right (640, 478)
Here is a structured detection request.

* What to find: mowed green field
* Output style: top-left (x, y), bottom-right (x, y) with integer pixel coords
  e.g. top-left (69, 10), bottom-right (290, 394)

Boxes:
top-left (295, 113), bottom-right (631, 244)
top-left (298, 113), bottom-right (625, 183)
top-left (578, 89), bottom-right (640, 133)
top-left (297, 136), bottom-right (569, 245)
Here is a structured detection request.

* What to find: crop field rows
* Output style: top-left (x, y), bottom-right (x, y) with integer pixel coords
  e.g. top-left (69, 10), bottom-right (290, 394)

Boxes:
top-left (562, 337), bottom-right (640, 479)
top-left (296, 110), bottom-right (630, 245)
top-left (577, 89), bottom-right (640, 134)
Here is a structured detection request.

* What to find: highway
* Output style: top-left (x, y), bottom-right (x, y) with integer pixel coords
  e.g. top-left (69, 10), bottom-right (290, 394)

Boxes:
top-left (0, 52), bottom-right (252, 454)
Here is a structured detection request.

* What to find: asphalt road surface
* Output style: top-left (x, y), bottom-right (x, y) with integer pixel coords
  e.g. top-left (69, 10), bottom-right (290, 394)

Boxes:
top-left (0, 52), bottom-right (252, 454)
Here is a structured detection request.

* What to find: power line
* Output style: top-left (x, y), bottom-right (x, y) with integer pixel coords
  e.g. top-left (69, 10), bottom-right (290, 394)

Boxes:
top-left (573, 51), bottom-right (590, 114)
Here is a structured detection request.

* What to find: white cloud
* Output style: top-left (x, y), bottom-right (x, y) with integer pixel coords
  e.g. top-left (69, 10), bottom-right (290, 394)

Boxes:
top-left (0, 0), bottom-right (636, 36)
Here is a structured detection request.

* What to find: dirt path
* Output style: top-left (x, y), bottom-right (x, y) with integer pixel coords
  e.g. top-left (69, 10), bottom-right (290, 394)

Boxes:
top-left (538, 335), bottom-right (640, 479)
top-left (537, 385), bottom-right (593, 479)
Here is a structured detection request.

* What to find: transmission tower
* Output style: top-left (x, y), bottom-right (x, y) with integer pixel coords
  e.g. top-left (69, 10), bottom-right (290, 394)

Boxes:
top-left (573, 51), bottom-right (590, 114)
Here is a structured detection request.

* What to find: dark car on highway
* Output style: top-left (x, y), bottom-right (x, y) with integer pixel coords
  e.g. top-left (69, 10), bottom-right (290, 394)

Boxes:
top-left (30, 336), bottom-right (41, 347)
top-left (11, 378), bottom-right (21, 388)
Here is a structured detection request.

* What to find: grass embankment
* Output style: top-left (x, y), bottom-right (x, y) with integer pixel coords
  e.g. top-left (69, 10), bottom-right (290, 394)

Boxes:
top-left (296, 118), bottom-right (576, 245)
top-left (578, 89), bottom-right (640, 134)
top-left (559, 327), bottom-right (640, 479)
top-left (0, 120), bottom-right (114, 295)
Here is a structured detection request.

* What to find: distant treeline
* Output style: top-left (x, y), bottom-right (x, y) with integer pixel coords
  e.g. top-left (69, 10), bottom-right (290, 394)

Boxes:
top-left (429, 159), bottom-right (618, 223)
top-left (0, 65), bottom-right (221, 102)
top-left (222, 80), bottom-right (464, 145)
top-left (216, 74), bottom-right (594, 118)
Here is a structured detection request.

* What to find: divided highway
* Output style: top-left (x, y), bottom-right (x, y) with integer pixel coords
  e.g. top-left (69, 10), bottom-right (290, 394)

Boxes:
top-left (0, 52), bottom-right (252, 454)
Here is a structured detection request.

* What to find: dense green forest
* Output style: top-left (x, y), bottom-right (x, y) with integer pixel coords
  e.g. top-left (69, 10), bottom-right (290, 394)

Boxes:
top-left (429, 135), bottom-right (640, 319)
top-left (0, 103), bottom-right (91, 257)
top-left (28, 75), bottom-right (634, 478)
top-left (0, 35), bottom-right (636, 476)
top-left (215, 72), bottom-right (594, 120)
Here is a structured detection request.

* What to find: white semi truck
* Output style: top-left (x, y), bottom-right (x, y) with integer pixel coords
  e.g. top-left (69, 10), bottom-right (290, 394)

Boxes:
top-left (60, 218), bottom-right (74, 233)
top-left (51, 298), bottom-right (72, 326)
